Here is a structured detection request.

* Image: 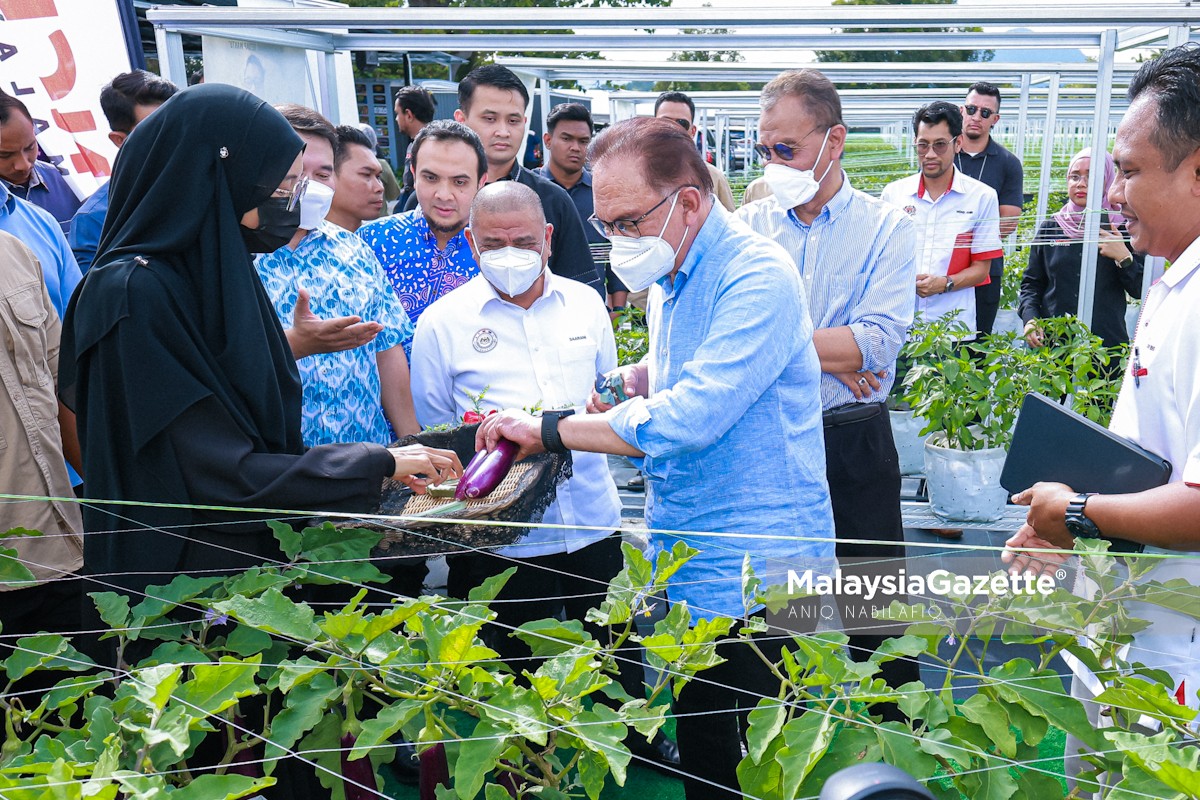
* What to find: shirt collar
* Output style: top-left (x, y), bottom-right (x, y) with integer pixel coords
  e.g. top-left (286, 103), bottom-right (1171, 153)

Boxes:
top-left (0, 181), bottom-right (10, 213)
top-left (1161, 235), bottom-right (1200, 289)
top-left (787, 171), bottom-right (853, 227)
top-left (504, 160), bottom-right (523, 182)
top-left (3, 164), bottom-right (44, 193)
top-left (917, 166), bottom-right (958, 200)
top-left (413, 213), bottom-right (466, 253)
top-left (665, 201), bottom-right (730, 297)
top-left (473, 267), bottom-right (562, 312)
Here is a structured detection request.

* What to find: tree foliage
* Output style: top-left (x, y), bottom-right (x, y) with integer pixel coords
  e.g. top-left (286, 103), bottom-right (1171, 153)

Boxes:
top-left (815, 0), bottom-right (993, 66)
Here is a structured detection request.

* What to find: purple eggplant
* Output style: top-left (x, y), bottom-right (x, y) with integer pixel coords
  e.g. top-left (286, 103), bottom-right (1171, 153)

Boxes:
top-left (419, 743), bottom-right (450, 800)
top-left (340, 732), bottom-right (378, 800)
top-left (455, 438), bottom-right (519, 500)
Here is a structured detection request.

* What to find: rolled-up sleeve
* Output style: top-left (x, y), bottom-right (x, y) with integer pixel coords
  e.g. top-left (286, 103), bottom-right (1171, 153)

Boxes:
top-left (609, 258), bottom-right (807, 459)
top-left (847, 215), bottom-right (917, 373)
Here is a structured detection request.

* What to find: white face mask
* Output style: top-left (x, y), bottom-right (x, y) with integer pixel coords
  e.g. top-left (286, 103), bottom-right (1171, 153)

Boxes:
top-left (478, 245), bottom-right (545, 297)
top-left (763, 128), bottom-right (834, 209)
top-left (608, 191), bottom-right (689, 293)
top-left (298, 180), bottom-right (335, 231)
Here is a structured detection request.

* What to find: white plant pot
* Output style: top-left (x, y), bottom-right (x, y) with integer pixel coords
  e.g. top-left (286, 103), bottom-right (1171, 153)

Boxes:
top-left (923, 435), bottom-right (1009, 523)
top-left (889, 409), bottom-right (930, 476)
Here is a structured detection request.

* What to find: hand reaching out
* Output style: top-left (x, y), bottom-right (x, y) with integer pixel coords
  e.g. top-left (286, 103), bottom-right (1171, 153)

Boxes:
top-left (287, 287), bottom-right (384, 359)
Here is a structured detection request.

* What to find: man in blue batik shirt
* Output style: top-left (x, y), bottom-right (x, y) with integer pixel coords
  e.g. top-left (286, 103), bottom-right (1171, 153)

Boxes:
top-left (736, 69), bottom-right (920, 717)
top-left (359, 121), bottom-right (488, 356)
top-left (477, 117), bottom-right (837, 800)
top-left (257, 113), bottom-right (417, 447)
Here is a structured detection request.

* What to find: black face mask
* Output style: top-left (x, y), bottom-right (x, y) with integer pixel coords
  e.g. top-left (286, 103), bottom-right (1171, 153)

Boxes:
top-left (240, 196), bottom-right (301, 253)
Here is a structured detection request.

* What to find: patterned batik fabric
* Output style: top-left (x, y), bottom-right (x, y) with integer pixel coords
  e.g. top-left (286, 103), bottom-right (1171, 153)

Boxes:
top-left (256, 221), bottom-right (411, 446)
top-left (357, 210), bottom-right (479, 357)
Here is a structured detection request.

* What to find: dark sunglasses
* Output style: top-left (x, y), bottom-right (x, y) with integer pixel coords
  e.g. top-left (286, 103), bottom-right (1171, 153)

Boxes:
top-left (754, 142), bottom-right (799, 162)
top-left (963, 104), bottom-right (995, 120)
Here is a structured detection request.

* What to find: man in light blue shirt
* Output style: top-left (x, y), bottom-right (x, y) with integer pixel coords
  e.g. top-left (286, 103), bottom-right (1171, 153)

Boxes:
top-left (476, 116), bottom-right (836, 800)
top-left (735, 69), bottom-right (919, 716)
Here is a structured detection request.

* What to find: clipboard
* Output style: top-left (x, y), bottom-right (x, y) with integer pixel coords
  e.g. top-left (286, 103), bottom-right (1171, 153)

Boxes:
top-left (1001, 392), bottom-right (1171, 495)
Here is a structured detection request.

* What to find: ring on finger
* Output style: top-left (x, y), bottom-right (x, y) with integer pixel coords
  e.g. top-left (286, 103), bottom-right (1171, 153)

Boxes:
top-left (857, 376), bottom-right (868, 387)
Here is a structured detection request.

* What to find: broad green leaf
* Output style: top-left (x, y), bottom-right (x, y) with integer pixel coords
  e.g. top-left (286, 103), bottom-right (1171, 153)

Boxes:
top-left (959, 695), bottom-right (1016, 758)
top-left (569, 705), bottom-right (630, 785)
top-left (915, 727), bottom-right (967, 764)
top-left (212, 588), bottom-right (321, 642)
top-left (174, 657), bottom-right (261, 716)
top-left (263, 671), bottom-right (339, 762)
top-left (466, 567), bottom-right (516, 603)
top-left (736, 734), bottom-right (784, 800)
top-left (988, 660), bottom-right (1105, 750)
top-left (269, 520), bottom-right (303, 559)
top-left (1108, 730), bottom-right (1200, 795)
top-left (959, 757), bottom-right (1019, 800)
top-left (113, 771), bottom-right (170, 799)
top-left (130, 575), bottom-right (225, 631)
top-left (777, 710), bottom-right (836, 799)
top-left (512, 618), bottom-right (590, 657)
top-left (876, 722), bottom-right (937, 784)
top-left (578, 750), bottom-right (609, 800)
top-left (89, 592), bottom-right (131, 633)
top-left (1107, 764), bottom-right (1189, 800)
top-left (1095, 678), bottom-right (1198, 726)
top-left (454, 719), bottom-right (508, 800)
top-left (168, 774), bottom-right (276, 800)
top-left (350, 700), bottom-right (423, 760)
top-left (38, 673), bottom-right (112, 714)
top-left (224, 624), bottom-right (274, 657)
top-left (361, 600), bottom-right (427, 642)
top-left (1015, 767), bottom-right (1067, 798)
top-left (484, 785), bottom-right (512, 800)
top-left (223, 568), bottom-right (293, 599)
top-left (296, 711), bottom-right (346, 799)
top-left (0, 540), bottom-right (37, 589)
top-left (744, 699), bottom-right (787, 765)
top-left (5, 635), bottom-right (92, 681)
top-left (480, 684), bottom-right (550, 746)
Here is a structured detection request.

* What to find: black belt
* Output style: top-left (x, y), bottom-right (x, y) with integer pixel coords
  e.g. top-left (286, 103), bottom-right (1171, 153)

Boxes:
top-left (822, 402), bottom-right (884, 428)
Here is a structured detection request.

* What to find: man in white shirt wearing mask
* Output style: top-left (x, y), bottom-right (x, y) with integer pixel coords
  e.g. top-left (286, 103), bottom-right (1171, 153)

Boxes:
top-left (409, 181), bottom-right (654, 715)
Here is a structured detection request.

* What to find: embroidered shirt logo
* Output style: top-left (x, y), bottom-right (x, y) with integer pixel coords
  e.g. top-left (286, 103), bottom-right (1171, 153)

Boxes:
top-left (472, 328), bottom-right (498, 353)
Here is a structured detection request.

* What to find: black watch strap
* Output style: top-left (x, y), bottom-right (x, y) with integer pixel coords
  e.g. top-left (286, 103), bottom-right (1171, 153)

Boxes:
top-left (1064, 492), bottom-right (1102, 538)
top-left (540, 409), bottom-right (575, 454)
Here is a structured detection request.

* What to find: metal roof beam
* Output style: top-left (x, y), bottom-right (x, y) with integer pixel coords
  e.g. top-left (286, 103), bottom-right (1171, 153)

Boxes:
top-left (145, 6), bottom-right (1200, 30)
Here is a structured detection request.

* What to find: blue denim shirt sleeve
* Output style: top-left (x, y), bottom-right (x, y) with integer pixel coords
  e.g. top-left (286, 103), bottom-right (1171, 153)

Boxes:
top-left (848, 213), bottom-right (917, 373)
top-left (609, 252), bottom-right (807, 459)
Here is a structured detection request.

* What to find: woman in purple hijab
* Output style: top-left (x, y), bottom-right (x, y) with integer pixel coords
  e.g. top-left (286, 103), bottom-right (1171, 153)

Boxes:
top-left (1018, 147), bottom-right (1145, 349)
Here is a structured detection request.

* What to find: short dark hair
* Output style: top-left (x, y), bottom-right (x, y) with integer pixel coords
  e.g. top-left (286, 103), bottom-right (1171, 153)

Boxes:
top-left (760, 69), bottom-right (844, 129)
top-left (99, 70), bottom-right (178, 134)
top-left (395, 85), bottom-right (436, 124)
top-left (458, 65), bottom-right (529, 114)
top-left (334, 124), bottom-right (375, 170)
top-left (653, 90), bottom-right (695, 122)
top-left (966, 81), bottom-right (1002, 108)
top-left (1128, 43), bottom-right (1200, 171)
top-left (912, 101), bottom-right (963, 138)
top-left (411, 119), bottom-right (487, 180)
top-left (589, 116), bottom-right (713, 197)
top-left (0, 90), bottom-right (33, 126)
top-left (546, 103), bottom-right (593, 134)
top-left (276, 104), bottom-right (337, 157)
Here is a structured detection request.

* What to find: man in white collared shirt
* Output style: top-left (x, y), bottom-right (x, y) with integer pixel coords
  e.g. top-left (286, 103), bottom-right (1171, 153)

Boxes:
top-left (881, 102), bottom-right (1003, 336)
top-left (1002, 44), bottom-right (1200, 796)
top-left (410, 180), bottom-right (624, 656)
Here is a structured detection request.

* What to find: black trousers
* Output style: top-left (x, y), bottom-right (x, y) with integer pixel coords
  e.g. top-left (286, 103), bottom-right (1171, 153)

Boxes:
top-left (824, 409), bottom-right (922, 712)
top-left (975, 277), bottom-right (1003, 336)
top-left (673, 604), bottom-right (817, 799)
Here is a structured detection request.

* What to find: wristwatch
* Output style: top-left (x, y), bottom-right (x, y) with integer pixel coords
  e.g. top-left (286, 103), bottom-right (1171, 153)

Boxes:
top-left (943, 277), bottom-right (956, 294)
top-left (1117, 255), bottom-right (1135, 269)
top-left (540, 409), bottom-right (575, 454)
top-left (1064, 492), bottom-right (1102, 538)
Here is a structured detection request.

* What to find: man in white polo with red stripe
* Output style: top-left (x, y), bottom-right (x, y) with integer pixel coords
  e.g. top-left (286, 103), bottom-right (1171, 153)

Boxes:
top-left (881, 101), bottom-right (1003, 335)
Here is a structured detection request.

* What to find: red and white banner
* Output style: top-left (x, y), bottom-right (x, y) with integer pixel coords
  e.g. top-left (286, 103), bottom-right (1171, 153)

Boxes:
top-left (0, 0), bottom-right (133, 199)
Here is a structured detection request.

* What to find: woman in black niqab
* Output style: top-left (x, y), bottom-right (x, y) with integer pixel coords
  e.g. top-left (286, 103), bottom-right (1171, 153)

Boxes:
top-left (60, 84), bottom-right (459, 600)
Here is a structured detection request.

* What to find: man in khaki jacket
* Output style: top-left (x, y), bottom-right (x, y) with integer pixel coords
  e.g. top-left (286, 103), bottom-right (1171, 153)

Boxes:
top-left (0, 230), bottom-right (84, 640)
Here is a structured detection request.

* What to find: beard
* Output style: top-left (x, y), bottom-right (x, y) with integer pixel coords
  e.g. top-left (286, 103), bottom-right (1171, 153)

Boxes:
top-left (963, 128), bottom-right (987, 141)
top-left (423, 212), bottom-right (466, 237)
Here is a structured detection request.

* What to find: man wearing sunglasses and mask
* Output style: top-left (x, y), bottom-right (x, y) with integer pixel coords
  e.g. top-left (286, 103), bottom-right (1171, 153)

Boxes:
top-left (956, 82), bottom-right (1025, 336)
top-left (474, 116), bottom-right (836, 800)
top-left (736, 69), bottom-right (920, 715)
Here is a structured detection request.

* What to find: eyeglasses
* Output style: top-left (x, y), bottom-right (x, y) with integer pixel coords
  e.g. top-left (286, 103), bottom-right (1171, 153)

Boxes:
top-left (753, 126), bottom-right (828, 163)
top-left (589, 186), bottom-right (692, 239)
top-left (668, 117), bottom-right (690, 130)
top-left (914, 140), bottom-right (954, 155)
top-left (963, 104), bottom-right (995, 120)
top-left (269, 174), bottom-right (310, 212)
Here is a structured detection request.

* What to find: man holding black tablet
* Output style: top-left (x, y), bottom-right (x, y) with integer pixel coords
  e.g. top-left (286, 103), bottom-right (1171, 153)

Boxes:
top-left (1002, 43), bottom-right (1200, 793)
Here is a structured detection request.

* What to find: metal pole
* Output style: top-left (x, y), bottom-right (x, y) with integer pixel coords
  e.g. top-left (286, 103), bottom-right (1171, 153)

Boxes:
top-left (153, 27), bottom-right (187, 87)
top-left (316, 52), bottom-right (333, 121)
top-left (1033, 72), bottom-right (1060, 232)
top-left (1077, 29), bottom-right (1116, 330)
top-left (1014, 73), bottom-right (1031, 165)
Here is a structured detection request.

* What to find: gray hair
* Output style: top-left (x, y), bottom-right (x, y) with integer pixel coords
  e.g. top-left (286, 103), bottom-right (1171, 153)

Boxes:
top-left (469, 182), bottom-right (546, 230)
top-left (760, 69), bottom-right (843, 129)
